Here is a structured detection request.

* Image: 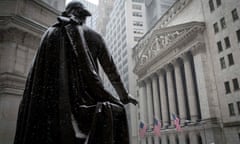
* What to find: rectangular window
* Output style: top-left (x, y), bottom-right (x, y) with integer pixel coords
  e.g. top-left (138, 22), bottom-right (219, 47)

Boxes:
top-left (133, 21), bottom-right (143, 26)
top-left (134, 36), bottom-right (141, 41)
top-left (209, 0), bottom-right (215, 12)
top-left (132, 0), bottom-right (144, 3)
top-left (237, 102), bottom-right (240, 114)
top-left (132, 4), bottom-right (142, 10)
top-left (233, 78), bottom-right (240, 91)
top-left (224, 37), bottom-right (231, 48)
top-left (224, 81), bottom-right (231, 94)
top-left (217, 41), bottom-right (223, 52)
top-left (132, 11), bottom-right (142, 17)
top-left (220, 17), bottom-right (226, 29)
top-left (213, 22), bottom-right (219, 33)
top-left (228, 103), bottom-right (235, 116)
top-left (236, 29), bottom-right (240, 42)
top-left (232, 8), bottom-right (239, 21)
top-left (220, 57), bottom-right (226, 69)
top-left (133, 28), bottom-right (144, 34)
top-left (228, 53), bottom-right (234, 66)
top-left (216, 0), bottom-right (221, 7)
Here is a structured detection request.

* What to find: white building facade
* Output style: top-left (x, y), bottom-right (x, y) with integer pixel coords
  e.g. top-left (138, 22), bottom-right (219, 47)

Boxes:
top-left (133, 0), bottom-right (240, 144)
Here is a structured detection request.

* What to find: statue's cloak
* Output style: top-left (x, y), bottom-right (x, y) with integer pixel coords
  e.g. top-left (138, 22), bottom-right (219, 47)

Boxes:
top-left (14, 17), bottom-right (129, 144)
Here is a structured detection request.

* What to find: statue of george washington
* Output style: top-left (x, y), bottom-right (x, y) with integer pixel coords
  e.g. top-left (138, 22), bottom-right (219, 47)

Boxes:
top-left (13, 1), bottom-right (138, 144)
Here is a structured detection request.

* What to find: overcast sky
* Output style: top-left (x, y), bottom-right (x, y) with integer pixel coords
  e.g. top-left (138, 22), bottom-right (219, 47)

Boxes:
top-left (65, 0), bottom-right (99, 5)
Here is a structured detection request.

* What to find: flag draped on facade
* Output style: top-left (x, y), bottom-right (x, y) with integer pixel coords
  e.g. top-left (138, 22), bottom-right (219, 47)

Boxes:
top-left (139, 121), bottom-right (147, 138)
top-left (172, 114), bottom-right (181, 131)
top-left (153, 117), bottom-right (161, 136)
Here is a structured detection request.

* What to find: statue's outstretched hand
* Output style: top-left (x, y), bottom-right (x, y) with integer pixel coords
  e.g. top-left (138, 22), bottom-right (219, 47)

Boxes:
top-left (128, 94), bottom-right (138, 105)
top-left (121, 94), bottom-right (138, 105)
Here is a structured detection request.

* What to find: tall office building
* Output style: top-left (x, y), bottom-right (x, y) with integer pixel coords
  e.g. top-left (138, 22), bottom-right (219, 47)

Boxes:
top-left (78, 0), bottom-right (98, 30)
top-left (96, 0), bottom-right (114, 36)
top-left (133, 0), bottom-right (240, 144)
top-left (145, 0), bottom-right (176, 29)
top-left (102, 0), bottom-right (147, 143)
top-left (0, 0), bottom-right (65, 143)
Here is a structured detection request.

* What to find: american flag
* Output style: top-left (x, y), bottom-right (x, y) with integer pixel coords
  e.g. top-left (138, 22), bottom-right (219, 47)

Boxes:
top-left (172, 114), bottom-right (181, 132)
top-left (139, 121), bottom-right (147, 138)
top-left (153, 117), bottom-right (161, 136)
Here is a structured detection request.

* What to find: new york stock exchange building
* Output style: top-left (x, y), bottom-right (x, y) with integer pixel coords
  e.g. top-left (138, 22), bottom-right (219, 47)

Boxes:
top-left (132, 0), bottom-right (240, 144)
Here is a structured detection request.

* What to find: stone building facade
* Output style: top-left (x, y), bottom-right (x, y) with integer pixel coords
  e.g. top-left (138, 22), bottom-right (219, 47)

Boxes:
top-left (0, 0), bottom-right (64, 143)
top-left (133, 0), bottom-right (240, 144)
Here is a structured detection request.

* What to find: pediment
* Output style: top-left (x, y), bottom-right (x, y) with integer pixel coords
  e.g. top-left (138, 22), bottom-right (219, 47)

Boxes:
top-left (133, 21), bottom-right (205, 75)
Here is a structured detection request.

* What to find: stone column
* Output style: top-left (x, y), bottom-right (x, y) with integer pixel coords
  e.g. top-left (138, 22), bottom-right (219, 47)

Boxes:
top-left (151, 74), bottom-right (161, 121)
top-left (161, 135), bottom-right (167, 144)
top-left (145, 78), bottom-right (153, 144)
top-left (179, 133), bottom-right (186, 144)
top-left (138, 81), bottom-right (147, 144)
top-left (169, 134), bottom-right (177, 144)
top-left (165, 64), bottom-right (177, 125)
top-left (157, 70), bottom-right (169, 127)
top-left (182, 52), bottom-right (199, 121)
top-left (151, 74), bottom-right (161, 144)
top-left (172, 59), bottom-right (187, 122)
top-left (189, 132), bottom-right (198, 144)
top-left (191, 43), bottom-right (211, 119)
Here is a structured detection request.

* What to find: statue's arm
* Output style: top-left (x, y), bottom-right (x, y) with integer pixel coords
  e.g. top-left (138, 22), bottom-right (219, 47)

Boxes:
top-left (98, 37), bottom-right (137, 105)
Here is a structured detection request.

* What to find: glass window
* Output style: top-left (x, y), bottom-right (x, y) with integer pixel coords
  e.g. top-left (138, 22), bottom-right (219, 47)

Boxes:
top-left (224, 81), bottom-right (231, 94)
top-left (224, 37), bottom-right (231, 48)
top-left (209, 0), bottom-right (215, 12)
top-left (132, 4), bottom-right (142, 10)
top-left (133, 28), bottom-right (144, 34)
top-left (236, 29), bottom-right (240, 42)
top-left (228, 53), bottom-right (234, 66)
top-left (132, 0), bottom-right (144, 3)
top-left (220, 17), bottom-right (226, 29)
top-left (237, 102), bottom-right (240, 114)
top-left (228, 103), bottom-right (235, 116)
top-left (232, 8), bottom-right (239, 21)
top-left (133, 21), bottom-right (143, 26)
top-left (232, 78), bottom-right (240, 91)
top-left (217, 41), bottom-right (223, 52)
top-left (216, 0), bottom-right (221, 7)
top-left (213, 22), bottom-right (219, 33)
top-left (220, 57), bottom-right (226, 69)
top-left (134, 36), bottom-right (141, 41)
top-left (133, 11), bottom-right (143, 17)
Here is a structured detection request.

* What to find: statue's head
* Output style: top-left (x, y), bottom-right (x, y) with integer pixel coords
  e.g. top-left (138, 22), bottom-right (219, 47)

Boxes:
top-left (63, 1), bottom-right (91, 18)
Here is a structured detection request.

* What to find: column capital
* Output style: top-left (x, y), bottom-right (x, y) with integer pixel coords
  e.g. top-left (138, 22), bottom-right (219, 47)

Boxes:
top-left (164, 64), bottom-right (173, 72)
top-left (156, 68), bottom-right (165, 75)
top-left (137, 80), bottom-right (145, 87)
top-left (144, 77), bottom-right (152, 83)
top-left (190, 42), bottom-right (206, 56)
top-left (150, 73), bottom-right (158, 80)
top-left (171, 58), bottom-right (182, 67)
top-left (180, 51), bottom-right (191, 61)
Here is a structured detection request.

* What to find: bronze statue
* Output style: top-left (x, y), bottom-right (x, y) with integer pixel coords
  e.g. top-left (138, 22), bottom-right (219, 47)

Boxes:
top-left (13, 1), bottom-right (137, 144)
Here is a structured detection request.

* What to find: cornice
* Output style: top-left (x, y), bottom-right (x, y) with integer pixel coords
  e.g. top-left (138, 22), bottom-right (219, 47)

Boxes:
top-left (0, 72), bottom-right (26, 96)
top-left (32, 0), bottom-right (60, 15)
top-left (0, 15), bottom-right (47, 36)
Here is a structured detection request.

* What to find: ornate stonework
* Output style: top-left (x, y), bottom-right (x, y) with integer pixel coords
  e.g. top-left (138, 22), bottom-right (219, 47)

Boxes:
top-left (133, 22), bottom-right (205, 76)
